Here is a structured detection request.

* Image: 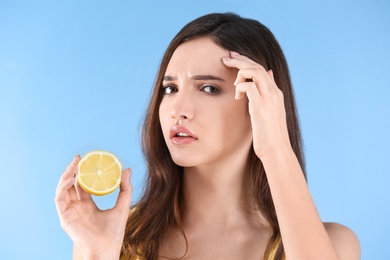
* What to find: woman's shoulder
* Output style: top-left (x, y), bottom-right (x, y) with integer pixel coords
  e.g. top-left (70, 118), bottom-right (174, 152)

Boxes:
top-left (323, 222), bottom-right (361, 259)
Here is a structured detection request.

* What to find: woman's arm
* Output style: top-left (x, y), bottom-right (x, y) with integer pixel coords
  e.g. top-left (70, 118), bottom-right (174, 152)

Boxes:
top-left (261, 147), bottom-right (360, 259)
top-left (223, 52), bottom-right (360, 259)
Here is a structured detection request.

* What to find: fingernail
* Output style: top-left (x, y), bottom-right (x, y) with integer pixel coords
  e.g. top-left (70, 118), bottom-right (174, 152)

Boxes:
top-left (230, 51), bottom-right (240, 57)
top-left (221, 57), bottom-right (231, 62)
top-left (72, 155), bottom-right (80, 165)
top-left (126, 168), bottom-right (132, 176)
top-left (235, 91), bottom-right (240, 100)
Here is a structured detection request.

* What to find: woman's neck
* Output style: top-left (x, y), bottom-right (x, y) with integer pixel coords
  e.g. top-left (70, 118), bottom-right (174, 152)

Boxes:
top-left (182, 157), bottom-right (258, 228)
top-left (159, 153), bottom-right (271, 258)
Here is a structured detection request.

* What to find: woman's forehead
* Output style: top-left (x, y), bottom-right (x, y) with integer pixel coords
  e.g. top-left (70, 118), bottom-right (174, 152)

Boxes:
top-left (165, 37), bottom-right (230, 78)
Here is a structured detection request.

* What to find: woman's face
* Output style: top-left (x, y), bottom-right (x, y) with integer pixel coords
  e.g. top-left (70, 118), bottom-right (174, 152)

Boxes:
top-left (159, 37), bottom-right (253, 168)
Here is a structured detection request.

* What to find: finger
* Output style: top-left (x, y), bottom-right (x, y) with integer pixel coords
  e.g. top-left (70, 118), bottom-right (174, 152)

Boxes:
top-left (267, 69), bottom-right (274, 81)
top-left (235, 81), bottom-right (262, 107)
top-left (222, 56), bottom-right (272, 95)
top-left (114, 168), bottom-right (133, 215)
top-left (54, 174), bottom-right (76, 214)
top-left (68, 184), bottom-right (79, 202)
top-left (222, 52), bottom-right (262, 70)
top-left (265, 69), bottom-right (279, 92)
top-left (229, 51), bottom-right (260, 67)
top-left (234, 67), bottom-right (268, 87)
top-left (56, 155), bottom-right (80, 194)
top-left (55, 155), bottom-right (81, 214)
top-left (74, 176), bottom-right (92, 201)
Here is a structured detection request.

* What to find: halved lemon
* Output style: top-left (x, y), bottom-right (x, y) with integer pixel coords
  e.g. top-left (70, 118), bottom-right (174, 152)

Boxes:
top-left (77, 150), bottom-right (122, 196)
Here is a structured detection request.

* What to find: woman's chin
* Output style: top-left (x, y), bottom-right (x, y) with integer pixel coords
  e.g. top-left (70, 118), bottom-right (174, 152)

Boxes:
top-left (172, 159), bottom-right (195, 168)
top-left (170, 155), bottom-right (200, 168)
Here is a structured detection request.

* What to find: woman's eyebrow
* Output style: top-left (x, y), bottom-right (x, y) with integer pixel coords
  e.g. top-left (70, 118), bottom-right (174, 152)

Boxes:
top-left (163, 75), bottom-right (225, 82)
top-left (192, 75), bottom-right (225, 81)
top-left (163, 75), bottom-right (175, 81)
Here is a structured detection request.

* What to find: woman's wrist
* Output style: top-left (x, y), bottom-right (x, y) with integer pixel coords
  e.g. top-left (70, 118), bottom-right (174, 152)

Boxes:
top-left (257, 143), bottom-right (295, 163)
top-left (73, 243), bottom-right (121, 260)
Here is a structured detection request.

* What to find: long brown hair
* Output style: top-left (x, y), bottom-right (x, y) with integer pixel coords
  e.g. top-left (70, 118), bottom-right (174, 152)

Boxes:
top-left (122, 12), bottom-right (306, 260)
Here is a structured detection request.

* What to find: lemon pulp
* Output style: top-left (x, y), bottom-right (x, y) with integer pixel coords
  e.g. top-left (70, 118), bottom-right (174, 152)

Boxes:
top-left (77, 150), bottom-right (122, 196)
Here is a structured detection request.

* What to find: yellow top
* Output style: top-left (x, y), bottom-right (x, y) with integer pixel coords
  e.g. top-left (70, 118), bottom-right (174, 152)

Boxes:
top-left (120, 239), bottom-right (282, 260)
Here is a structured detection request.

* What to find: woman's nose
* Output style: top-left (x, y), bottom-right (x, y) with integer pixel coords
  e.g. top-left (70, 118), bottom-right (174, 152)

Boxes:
top-left (170, 91), bottom-right (194, 121)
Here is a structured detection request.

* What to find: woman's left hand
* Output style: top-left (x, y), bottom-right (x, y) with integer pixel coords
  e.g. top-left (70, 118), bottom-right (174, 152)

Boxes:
top-left (222, 52), bottom-right (291, 159)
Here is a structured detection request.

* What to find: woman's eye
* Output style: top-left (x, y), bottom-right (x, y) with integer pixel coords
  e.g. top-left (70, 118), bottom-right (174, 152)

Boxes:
top-left (162, 85), bottom-right (178, 94)
top-left (202, 85), bottom-right (221, 95)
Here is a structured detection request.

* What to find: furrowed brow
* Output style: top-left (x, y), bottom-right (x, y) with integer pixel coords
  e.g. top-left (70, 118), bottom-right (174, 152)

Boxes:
top-left (192, 75), bottom-right (225, 82)
top-left (163, 75), bottom-right (175, 81)
top-left (163, 74), bottom-right (225, 82)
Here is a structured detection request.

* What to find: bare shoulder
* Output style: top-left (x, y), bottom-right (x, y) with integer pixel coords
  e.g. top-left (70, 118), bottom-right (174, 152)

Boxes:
top-left (324, 222), bottom-right (361, 259)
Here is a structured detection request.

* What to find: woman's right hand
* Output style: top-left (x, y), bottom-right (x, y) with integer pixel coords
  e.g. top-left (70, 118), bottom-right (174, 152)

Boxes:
top-left (54, 155), bottom-right (133, 259)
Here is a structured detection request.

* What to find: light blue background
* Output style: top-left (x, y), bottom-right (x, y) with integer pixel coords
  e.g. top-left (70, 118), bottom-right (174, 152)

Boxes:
top-left (0, 0), bottom-right (388, 259)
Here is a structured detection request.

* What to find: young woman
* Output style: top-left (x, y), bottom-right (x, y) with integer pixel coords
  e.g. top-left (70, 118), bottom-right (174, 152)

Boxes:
top-left (55, 13), bottom-right (360, 259)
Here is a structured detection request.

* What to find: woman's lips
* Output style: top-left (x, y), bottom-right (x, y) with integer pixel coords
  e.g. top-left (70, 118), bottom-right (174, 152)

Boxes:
top-left (170, 125), bottom-right (198, 144)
